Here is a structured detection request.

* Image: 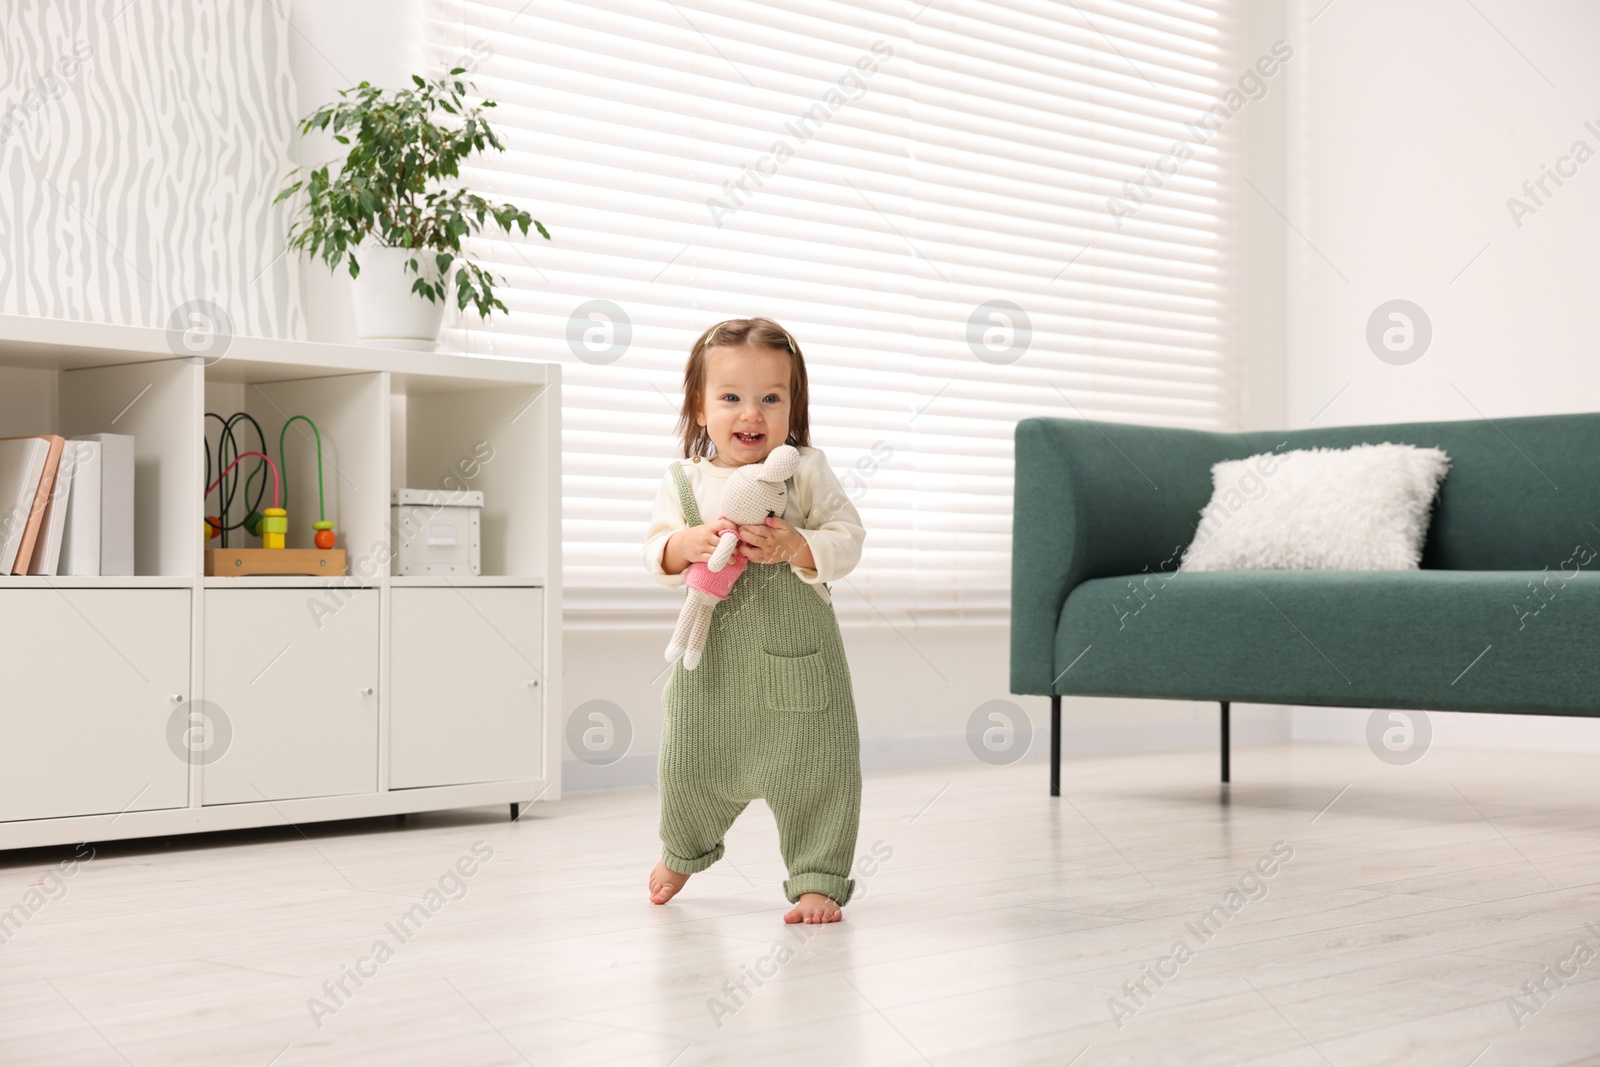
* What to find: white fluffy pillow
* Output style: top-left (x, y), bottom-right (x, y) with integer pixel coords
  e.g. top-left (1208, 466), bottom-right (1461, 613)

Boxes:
top-left (1178, 442), bottom-right (1451, 572)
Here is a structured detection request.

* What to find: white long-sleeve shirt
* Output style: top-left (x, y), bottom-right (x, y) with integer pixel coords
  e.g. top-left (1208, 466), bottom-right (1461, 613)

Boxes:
top-left (643, 446), bottom-right (866, 604)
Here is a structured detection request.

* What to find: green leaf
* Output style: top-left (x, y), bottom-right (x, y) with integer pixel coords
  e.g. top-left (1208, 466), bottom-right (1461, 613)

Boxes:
top-left (411, 74), bottom-right (425, 88)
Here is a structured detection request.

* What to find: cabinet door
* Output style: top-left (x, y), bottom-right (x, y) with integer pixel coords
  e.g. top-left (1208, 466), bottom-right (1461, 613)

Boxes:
top-left (0, 590), bottom-right (190, 822)
top-left (390, 587), bottom-right (543, 788)
top-left (203, 588), bottom-right (379, 804)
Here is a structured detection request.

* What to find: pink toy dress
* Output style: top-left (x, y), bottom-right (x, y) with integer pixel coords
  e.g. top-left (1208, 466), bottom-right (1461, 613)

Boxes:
top-left (684, 542), bottom-right (747, 600)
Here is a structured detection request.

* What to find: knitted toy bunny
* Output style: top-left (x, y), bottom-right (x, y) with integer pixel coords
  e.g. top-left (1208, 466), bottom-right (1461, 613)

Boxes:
top-left (666, 444), bottom-right (801, 669)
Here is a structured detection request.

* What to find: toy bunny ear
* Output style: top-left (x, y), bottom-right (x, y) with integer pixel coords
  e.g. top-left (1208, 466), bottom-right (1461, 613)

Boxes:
top-left (761, 444), bottom-right (800, 482)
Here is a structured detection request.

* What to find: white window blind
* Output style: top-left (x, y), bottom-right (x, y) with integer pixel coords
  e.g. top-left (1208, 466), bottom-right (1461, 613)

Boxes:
top-left (424, 0), bottom-right (1240, 629)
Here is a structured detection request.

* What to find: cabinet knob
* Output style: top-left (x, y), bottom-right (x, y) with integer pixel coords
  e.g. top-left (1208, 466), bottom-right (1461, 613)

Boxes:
top-left (170, 693), bottom-right (183, 703)
top-left (527, 679), bottom-right (540, 687)
top-left (360, 686), bottom-right (374, 696)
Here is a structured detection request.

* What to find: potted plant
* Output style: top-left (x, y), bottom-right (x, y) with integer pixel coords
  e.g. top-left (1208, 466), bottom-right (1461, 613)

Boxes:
top-left (275, 70), bottom-right (550, 350)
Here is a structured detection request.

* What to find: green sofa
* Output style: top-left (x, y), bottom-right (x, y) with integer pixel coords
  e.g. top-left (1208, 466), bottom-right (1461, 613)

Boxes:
top-left (1010, 412), bottom-right (1600, 795)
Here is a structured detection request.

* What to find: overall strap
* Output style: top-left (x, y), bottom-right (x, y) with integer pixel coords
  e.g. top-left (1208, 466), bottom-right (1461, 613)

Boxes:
top-left (668, 461), bottom-right (703, 527)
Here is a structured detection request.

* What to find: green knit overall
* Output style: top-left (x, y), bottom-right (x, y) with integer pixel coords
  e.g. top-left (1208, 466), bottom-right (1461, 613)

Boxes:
top-left (658, 460), bottom-right (863, 906)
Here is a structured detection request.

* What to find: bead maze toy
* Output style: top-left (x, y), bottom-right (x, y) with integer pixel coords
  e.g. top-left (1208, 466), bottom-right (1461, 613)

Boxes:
top-left (202, 411), bottom-right (346, 577)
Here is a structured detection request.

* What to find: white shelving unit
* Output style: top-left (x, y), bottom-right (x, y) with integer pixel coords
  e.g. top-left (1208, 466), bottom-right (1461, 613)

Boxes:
top-left (0, 314), bottom-right (562, 850)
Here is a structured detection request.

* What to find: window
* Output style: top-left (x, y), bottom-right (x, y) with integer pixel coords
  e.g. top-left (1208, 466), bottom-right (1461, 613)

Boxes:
top-left (425, 0), bottom-right (1241, 627)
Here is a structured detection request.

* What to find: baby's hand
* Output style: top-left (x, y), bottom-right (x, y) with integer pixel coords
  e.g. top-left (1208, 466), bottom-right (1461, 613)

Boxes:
top-left (737, 516), bottom-right (810, 566)
top-left (668, 519), bottom-right (739, 567)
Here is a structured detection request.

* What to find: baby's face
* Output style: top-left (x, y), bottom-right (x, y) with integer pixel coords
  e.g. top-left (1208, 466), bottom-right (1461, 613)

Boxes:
top-left (698, 344), bottom-right (792, 466)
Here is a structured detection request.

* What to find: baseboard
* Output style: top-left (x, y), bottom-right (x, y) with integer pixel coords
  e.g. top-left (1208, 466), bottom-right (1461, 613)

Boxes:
top-left (561, 705), bottom-right (1600, 793)
top-left (561, 709), bottom-right (1293, 793)
top-left (562, 752), bottom-right (661, 793)
top-left (1292, 705), bottom-right (1600, 754)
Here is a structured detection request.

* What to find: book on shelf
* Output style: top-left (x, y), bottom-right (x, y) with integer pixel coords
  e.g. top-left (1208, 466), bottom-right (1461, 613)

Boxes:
top-left (0, 436), bottom-right (53, 573)
top-left (58, 440), bottom-right (101, 576)
top-left (0, 433), bottom-right (133, 577)
top-left (75, 433), bottom-right (134, 576)
top-left (0, 434), bottom-right (64, 575)
top-left (26, 437), bottom-right (77, 576)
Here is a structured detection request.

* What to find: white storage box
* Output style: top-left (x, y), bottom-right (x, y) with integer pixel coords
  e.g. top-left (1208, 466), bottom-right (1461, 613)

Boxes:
top-left (391, 488), bottom-right (483, 576)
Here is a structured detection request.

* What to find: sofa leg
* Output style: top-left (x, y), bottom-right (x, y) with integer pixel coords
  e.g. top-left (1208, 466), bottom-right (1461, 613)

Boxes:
top-left (1220, 701), bottom-right (1231, 784)
top-left (1050, 694), bottom-right (1061, 797)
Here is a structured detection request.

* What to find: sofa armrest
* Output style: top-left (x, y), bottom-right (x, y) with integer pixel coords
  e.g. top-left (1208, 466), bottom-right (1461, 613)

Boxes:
top-left (1010, 417), bottom-right (1238, 695)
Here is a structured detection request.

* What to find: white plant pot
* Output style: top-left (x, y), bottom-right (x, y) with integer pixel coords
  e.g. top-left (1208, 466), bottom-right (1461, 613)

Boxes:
top-left (349, 245), bottom-right (446, 351)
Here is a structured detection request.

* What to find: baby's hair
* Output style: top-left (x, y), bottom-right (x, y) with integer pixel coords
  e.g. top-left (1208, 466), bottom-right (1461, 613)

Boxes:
top-left (677, 316), bottom-right (811, 459)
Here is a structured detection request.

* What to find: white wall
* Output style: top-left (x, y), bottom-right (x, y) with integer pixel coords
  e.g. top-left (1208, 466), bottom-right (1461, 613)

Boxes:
top-left (1282, 0), bottom-right (1600, 752)
top-left (1, 1), bottom-right (299, 336)
top-left (1237, 0), bottom-right (1291, 433)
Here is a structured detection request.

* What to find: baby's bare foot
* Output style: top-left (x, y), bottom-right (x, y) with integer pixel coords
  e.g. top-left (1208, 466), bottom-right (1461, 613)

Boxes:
top-left (648, 861), bottom-right (690, 904)
top-left (783, 892), bottom-right (842, 924)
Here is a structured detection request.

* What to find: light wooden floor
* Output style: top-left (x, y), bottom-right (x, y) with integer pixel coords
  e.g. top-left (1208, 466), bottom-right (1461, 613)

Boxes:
top-left (2, 742), bottom-right (1599, 1066)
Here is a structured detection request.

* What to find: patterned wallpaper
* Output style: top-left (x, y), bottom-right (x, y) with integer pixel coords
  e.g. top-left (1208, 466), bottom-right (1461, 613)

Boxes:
top-left (0, 0), bottom-right (301, 338)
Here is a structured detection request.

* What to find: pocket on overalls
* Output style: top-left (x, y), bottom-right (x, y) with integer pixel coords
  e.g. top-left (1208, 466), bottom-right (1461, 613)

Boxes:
top-left (761, 650), bottom-right (830, 712)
